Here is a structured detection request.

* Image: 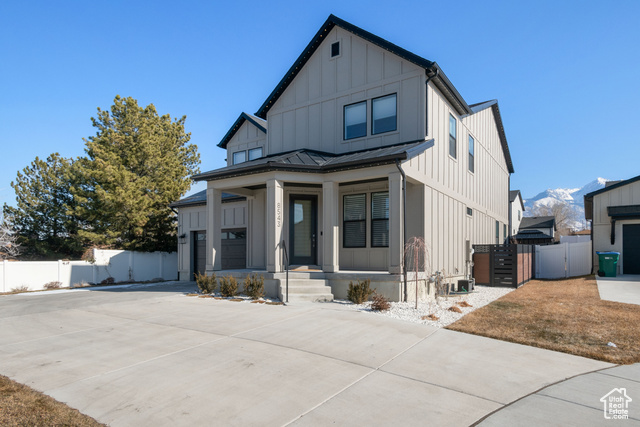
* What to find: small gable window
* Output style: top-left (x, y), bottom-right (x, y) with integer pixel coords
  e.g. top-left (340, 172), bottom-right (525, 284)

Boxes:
top-left (449, 114), bottom-right (457, 159)
top-left (372, 94), bottom-right (397, 135)
top-left (232, 151), bottom-right (246, 165)
top-left (248, 147), bottom-right (263, 161)
top-left (331, 41), bottom-right (340, 58)
top-left (344, 101), bottom-right (367, 140)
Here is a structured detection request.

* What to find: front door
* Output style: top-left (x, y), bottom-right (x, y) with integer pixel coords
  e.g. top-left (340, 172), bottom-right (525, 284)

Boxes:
top-left (289, 195), bottom-right (317, 266)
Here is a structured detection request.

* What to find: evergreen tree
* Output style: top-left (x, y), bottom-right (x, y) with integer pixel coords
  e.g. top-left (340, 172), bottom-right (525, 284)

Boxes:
top-left (72, 95), bottom-right (200, 252)
top-left (2, 153), bottom-right (81, 258)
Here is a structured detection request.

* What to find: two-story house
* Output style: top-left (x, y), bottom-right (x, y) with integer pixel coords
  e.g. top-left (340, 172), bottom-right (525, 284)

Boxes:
top-left (171, 15), bottom-right (514, 302)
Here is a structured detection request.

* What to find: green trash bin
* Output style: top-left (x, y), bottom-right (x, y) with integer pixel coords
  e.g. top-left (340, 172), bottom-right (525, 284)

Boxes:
top-left (596, 252), bottom-right (619, 277)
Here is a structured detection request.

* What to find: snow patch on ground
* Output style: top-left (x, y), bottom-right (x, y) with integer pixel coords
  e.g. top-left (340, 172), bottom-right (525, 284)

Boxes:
top-left (335, 285), bottom-right (514, 328)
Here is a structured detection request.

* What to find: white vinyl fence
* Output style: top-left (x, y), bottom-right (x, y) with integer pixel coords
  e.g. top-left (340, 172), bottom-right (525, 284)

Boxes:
top-left (535, 241), bottom-right (592, 279)
top-left (0, 249), bottom-right (178, 293)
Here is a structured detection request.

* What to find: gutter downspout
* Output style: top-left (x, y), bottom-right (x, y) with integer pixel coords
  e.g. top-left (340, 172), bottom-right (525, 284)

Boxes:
top-left (395, 160), bottom-right (408, 302)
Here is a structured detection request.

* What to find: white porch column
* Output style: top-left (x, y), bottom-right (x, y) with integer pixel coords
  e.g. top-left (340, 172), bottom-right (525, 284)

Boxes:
top-left (389, 172), bottom-right (404, 274)
top-left (322, 181), bottom-right (339, 272)
top-left (206, 187), bottom-right (222, 272)
top-left (266, 179), bottom-right (284, 273)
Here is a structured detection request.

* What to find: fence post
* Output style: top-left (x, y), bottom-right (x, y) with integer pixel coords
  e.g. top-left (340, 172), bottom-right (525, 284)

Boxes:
top-left (564, 243), bottom-right (569, 278)
top-left (158, 252), bottom-right (163, 279)
top-left (129, 251), bottom-right (134, 281)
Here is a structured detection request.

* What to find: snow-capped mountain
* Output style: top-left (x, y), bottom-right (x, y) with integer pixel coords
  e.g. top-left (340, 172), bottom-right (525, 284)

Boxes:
top-left (522, 178), bottom-right (609, 230)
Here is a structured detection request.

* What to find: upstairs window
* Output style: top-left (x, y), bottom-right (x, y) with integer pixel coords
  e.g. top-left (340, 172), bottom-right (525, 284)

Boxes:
top-left (343, 194), bottom-right (366, 248)
top-left (371, 192), bottom-right (389, 247)
top-left (344, 101), bottom-right (367, 140)
top-left (248, 147), bottom-right (263, 161)
top-left (468, 135), bottom-right (475, 172)
top-left (467, 207), bottom-right (473, 216)
top-left (372, 94), bottom-right (397, 135)
top-left (449, 114), bottom-right (457, 159)
top-left (232, 151), bottom-right (246, 165)
top-left (495, 220), bottom-right (500, 244)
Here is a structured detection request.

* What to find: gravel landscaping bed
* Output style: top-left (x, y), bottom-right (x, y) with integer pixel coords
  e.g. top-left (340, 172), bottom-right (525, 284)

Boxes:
top-left (336, 285), bottom-right (514, 328)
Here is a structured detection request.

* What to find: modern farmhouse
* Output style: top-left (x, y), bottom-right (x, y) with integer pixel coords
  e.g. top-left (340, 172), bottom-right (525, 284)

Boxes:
top-left (171, 15), bottom-right (515, 301)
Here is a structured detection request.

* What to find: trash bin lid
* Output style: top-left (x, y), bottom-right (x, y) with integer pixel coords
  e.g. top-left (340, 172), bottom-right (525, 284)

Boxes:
top-left (596, 251), bottom-right (620, 255)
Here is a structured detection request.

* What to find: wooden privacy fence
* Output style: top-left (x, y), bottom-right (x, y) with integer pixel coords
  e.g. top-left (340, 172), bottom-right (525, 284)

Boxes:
top-left (473, 244), bottom-right (534, 288)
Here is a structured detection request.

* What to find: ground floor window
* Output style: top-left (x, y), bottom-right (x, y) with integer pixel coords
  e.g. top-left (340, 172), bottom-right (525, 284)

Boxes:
top-left (343, 194), bottom-right (366, 248)
top-left (371, 192), bottom-right (389, 247)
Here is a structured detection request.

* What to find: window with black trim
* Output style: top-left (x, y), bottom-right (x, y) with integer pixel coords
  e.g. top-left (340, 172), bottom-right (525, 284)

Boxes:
top-left (331, 41), bottom-right (340, 58)
top-left (495, 220), bottom-right (500, 244)
top-left (503, 224), bottom-right (507, 240)
top-left (232, 151), bottom-right (246, 165)
top-left (371, 192), bottom-right (389, 247)
top-left (343, 194), bottom-right (366, 248)
top-left (449, 114), bottom-right (457, 158)
top-left (467, 207), bottom-right (473, 216)
top-left (372, 94), bottom-right (397, 135)
top-left (468, 135), bottom-right (475, 172)
top-left (248, 147), bottom-right (263, 161)
top-left (344, 101), bottom-right (367, 140)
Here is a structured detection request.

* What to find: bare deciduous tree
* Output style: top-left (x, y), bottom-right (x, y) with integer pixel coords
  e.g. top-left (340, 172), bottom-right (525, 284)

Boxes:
top-left (0, 215), bottom-right (20, 259)
top-left (530, 201), bottom-right (577, 239)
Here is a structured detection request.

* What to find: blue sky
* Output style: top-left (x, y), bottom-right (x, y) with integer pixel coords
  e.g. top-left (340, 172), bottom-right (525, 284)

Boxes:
top-left (1, 0), bottom-right (639, 209)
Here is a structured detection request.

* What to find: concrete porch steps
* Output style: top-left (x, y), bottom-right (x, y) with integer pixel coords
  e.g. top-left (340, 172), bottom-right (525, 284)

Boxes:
top-left (278, 278), bottom-right (334, 303)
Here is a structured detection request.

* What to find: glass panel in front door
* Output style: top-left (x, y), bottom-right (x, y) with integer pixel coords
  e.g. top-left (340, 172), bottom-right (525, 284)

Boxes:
top-left (293, 199), bottom-right (312, 258)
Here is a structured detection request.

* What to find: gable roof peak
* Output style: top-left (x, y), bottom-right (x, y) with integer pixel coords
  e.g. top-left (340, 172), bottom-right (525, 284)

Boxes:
top-left (218, 112), bottom-right (267, 149)
top-left (255, 14), bottom-right (470, 119)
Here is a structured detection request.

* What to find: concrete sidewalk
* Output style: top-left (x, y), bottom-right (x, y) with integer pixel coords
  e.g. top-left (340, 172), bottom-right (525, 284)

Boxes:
top-left (597, 274), bottom-right (640, 306)
top-left (0, 282), bottom-right (622, 426)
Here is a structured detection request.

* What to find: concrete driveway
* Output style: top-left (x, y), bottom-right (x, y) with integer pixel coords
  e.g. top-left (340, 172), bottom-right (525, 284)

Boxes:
top-left (597, 274), bottom-right (640, 306)
top-left (0, 282), bottom-right (616, 426)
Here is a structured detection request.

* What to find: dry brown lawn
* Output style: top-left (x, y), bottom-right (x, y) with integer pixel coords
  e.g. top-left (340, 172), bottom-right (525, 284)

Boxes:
top-left (447, 276), bottom-right (640, 364)
top-left (0, 375), bottom-right (105, 427)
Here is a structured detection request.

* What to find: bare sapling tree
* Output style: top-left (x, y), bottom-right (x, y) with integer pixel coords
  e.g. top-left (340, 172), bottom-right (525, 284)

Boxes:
top-left (404, 237), bottom-right (430, 309)
top-left (0, 215), bottom-right (20, 259)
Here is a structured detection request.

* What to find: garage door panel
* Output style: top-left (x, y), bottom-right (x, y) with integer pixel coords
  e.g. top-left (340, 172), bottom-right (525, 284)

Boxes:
top-left (623, 224), bottom-right (640, 274)
top-left (222, 228), bottom-right (246, 270)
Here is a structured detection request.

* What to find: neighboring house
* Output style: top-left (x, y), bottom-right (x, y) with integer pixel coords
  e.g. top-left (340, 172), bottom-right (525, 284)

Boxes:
top-left (512, 216), bottom-right (555, 245)
top-left (509, 190), bottom-right (524, 238)
top-left (584, 174), bottom-right (640, 275)
top-left (172, 15), bottom-right (514, 301)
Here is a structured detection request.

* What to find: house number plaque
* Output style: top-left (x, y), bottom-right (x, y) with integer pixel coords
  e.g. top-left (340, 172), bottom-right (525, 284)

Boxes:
top-left (276, 202), bottom-right (281, 228)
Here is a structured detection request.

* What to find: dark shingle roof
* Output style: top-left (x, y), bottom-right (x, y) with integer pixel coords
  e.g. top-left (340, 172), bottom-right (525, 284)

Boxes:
top-left (194, 139), bottom-right (434, 182)
top-left (512, 229), bottom-right (554, 241)
top-left (520, 216), bottom-right (556, 230)
top-left (170, 190), bottom-right (244, 208)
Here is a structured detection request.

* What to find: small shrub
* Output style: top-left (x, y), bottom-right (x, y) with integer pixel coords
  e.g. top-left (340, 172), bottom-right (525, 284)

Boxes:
top-left (448, 305), bottom-right (462, 313)
top-left (347, 279), bottom-right (374, 304)
top-left (459, 301), bottom-right (473, 308)
top-left (219, 275), bottom-right (238, 298)
top-left (243, 274), bottom-right (265, 300)
top-left (43, 281), bottom-right (62, 290)
top-left (370, 292), bottom-right (391, 312)
top-left (100, 277), bottom-right (115, 285)
top-left (10, 285), bottom-right (29, 293)
top-left (422, 314), bottom-right (439, 321)
top-left (195, 272), bottom-right (217, 294)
